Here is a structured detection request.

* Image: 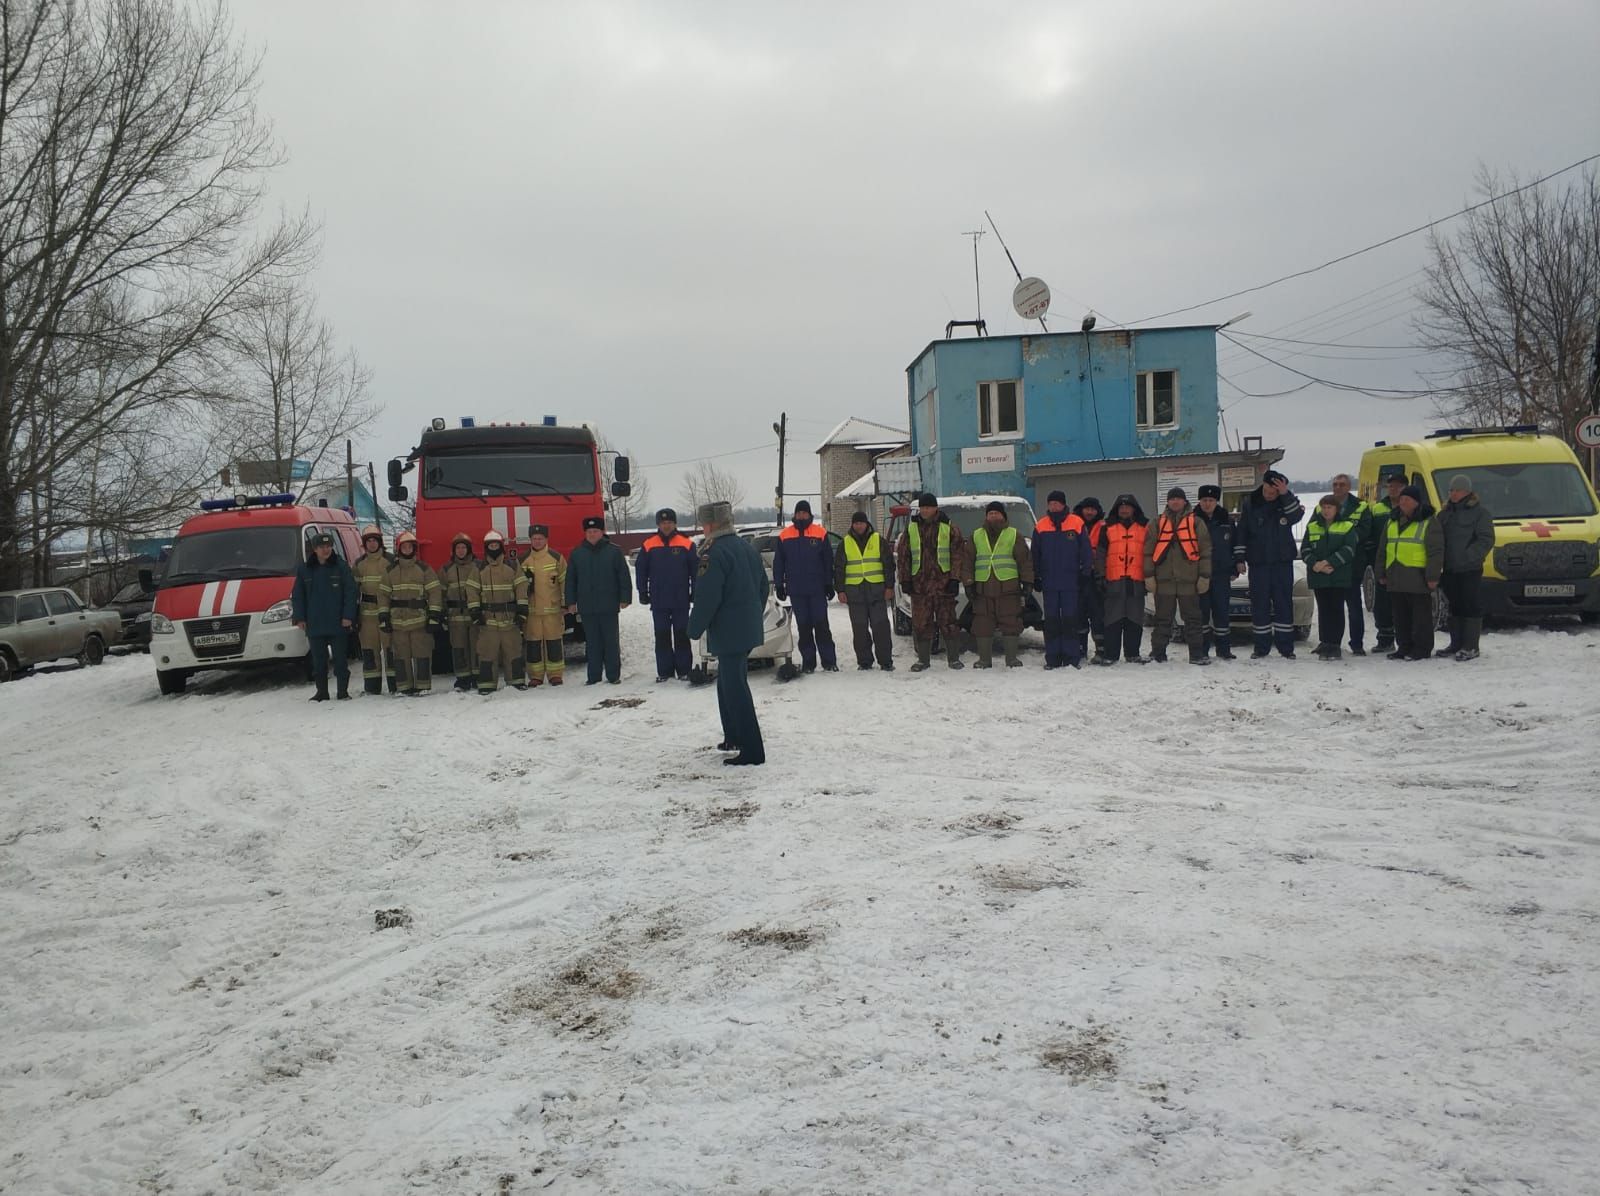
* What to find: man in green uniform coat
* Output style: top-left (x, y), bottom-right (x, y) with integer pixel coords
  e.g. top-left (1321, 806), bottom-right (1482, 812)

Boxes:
top-left (688, 500), bottom-right (768, 766)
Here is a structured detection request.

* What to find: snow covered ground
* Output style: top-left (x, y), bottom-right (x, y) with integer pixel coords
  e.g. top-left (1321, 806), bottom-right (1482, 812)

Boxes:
top-left (2, 608), bottom-right (1598, 1195)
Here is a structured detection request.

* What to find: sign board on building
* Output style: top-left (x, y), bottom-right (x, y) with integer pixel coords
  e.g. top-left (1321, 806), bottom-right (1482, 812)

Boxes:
top-left (961, 444), bottom-right (1016, 474)
top-left (1220, 464), bottom-right (1260, 491)
top-left (1575, 414), bottom-right (1600, 449)
top-left (1156, 462), bottom-right (1220, 505)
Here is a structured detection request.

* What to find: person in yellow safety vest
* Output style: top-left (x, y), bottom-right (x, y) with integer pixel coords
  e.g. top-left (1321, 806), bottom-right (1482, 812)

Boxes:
top-left (378, 531), bottom-right (442, 694)
top-left (832, 510), bottom-right (896, 670)
top-left (438, 532), bottom-right (482, 691)
top-left (351, 526), bottom-right (397, 694)
top-left (1367, 472), bottom-right (1407, 653)
top-left (1329, 473), bottom-right (1374, 654)
top-left (1374, 484), bottom-right (1444, 661)
top-left (474, 529), bottom-right (529, 693)
top-left (967, 500), bottom-right (1034, 668)
top-left (894, 492), bottom-right (968, 671)
top-left (521, 523), bottom-right (568, 687)
top-left (1143, 487), bottom-right (1213, 665)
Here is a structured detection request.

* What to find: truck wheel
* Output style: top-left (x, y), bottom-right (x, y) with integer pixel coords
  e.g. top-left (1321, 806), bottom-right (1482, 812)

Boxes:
top-left (893, 607), bottom-right (912, 636)
top-left (1360, 565), bottom-right (1376, 612)
top-left (1433, 589), bottom-right (1450, 631)
top-left (78, 635), bottom-right (106, 667)
top-left (157, 668), bottom-right (189, 695)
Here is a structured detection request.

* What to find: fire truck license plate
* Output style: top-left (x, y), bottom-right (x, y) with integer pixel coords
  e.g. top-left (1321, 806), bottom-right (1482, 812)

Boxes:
top-left (1524, 584), bottom-right (1575, 598)
top-left (192, 632), bottom-right (241, 647)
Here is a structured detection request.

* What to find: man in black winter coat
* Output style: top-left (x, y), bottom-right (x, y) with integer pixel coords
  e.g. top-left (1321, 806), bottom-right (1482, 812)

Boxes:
top-left (1436, 474), bottom-right (1496, 661)
top-left (1235, 469), bottom-right (1304, 658)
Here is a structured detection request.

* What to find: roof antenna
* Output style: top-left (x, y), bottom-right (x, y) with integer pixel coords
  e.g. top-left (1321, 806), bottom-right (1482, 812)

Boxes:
top-left (946, 228), bottom-right (989, 338)
top-left (986, 209), bottom-right (1050, 332)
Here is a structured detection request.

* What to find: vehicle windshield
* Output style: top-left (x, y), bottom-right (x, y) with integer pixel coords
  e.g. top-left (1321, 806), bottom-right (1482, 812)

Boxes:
top-left (162, 526), bottom-right (302, 583)
top-left (422, 448), bottom-right (596, 499)
top-left (1432, 463), bottom-right (1598, 520)
top-left (111, 582), bottom-right (146, 604)
top-left (942, 503), bottom-right (1035, 538)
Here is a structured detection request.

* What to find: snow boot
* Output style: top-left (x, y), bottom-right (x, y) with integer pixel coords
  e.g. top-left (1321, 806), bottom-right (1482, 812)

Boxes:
top-left (1188, 642), bottom-right (1210, 666)
top-left (1455, 617), bottom-right (1482, 661)
top-left (309, 680), bottom-right (329, 702)
top-left (974, 638), bottom-right (993, 668)
top-left (1150, 645), bottom-right (1168, 663)
top-left (1002, 635), bottom-right (1022, 666)
top-left (1215, 640), bottom-right (1235, 660)
top-left (1374, 635), bottom-right (1395, 653)
top-left (911, 638), bottom-right (932, 672)
top-left (335, 677), bottom-right (350, 700)
top-left (1435, 617), bottom-right (1461, 657)
top-left (946, 641), bottom-right (964, 670)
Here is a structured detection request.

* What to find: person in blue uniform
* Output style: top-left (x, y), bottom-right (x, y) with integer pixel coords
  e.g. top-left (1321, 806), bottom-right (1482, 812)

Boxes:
top-left (636, 507), bottom-right (696, 681)
top-left (689, 501), bottom-right (768, 766)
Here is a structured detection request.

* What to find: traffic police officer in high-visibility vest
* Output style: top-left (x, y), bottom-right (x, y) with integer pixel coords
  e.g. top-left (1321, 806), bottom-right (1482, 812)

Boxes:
top-left (1031, 491), bottom-right (1092, 670)
top-left (1143, 487), bottom-right (1213, 666)
top-left (1330, 473), bottom-right (1373, 654)
top-left (833, 510), bottom-right (895, 670)
top-left (1094, 494), bottom-right (1150, 665)
top-left (474, 529), bottom-right (529, 692)
top-left (636, 507), bottom-right (696, 681)
top-left (895, 492), bottom-right (968, 671)
top-left (438, 531), bottom-right (482, 690)
top-left (351, 525), bottom-right (396, 694)
top-left (1374, 484), bottom-right (1444, 661)
top-left (1301, 494), bottom-right (1362, 660)
top-left (1368, 473), bottom-right (1407, 653)
top-left (378, 531), bottom-right (442, 694)
top-left (521, 523), bottom-right (567, 686)
top-left (968, 500), bottom-right (1034, 668)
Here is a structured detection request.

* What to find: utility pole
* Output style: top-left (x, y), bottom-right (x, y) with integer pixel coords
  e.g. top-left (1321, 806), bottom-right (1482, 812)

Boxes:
top-left (773, 412), bottom-right (787, 523)
top-left (367, 462), bottom-right (382, 532)
top-left (345, 439), bottom-right (355, 512)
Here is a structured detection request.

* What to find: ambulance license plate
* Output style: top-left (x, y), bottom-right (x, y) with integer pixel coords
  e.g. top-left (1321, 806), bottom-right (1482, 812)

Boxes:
top-left (1524, 584), bottom-right (1574, 598)
top-left (192, 632), bottom-right (241, 647)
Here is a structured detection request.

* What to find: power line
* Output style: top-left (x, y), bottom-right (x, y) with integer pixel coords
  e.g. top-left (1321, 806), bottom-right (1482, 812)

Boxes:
top-left (651, 441), bottom-right (776, 468)
top-left (1217, 375), bottom-right (1316, 398)
top-left (1227, 330), bottom-right (1459, 352)
top-left (1218, 332), bottom-right (1462, 399)
top-left (1124, 151), bottom-right (1600, 326)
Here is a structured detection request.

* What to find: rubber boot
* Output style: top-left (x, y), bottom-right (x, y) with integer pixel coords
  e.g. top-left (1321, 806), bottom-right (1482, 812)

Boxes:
top-left (1002, 634), bottom-right (1022, 667)
top-left (1436, 617), bottom-right (1460, 657)
top-left (911, 638), bottom-right (932, 672)
top-left (335, 676), bottom-right (350, 700)
top-left (1150, 644), bottom-right (1168, 663)
top-left (1455, 617), bottom-right (1481, 661)
top-left (309, 679), bottom-right (329, 702)
top-left (974, 638), bottom-right (993, 668)
top-left (945, 640), bottom-right (964, 670)
top-left (1188, 642), bottom-right (1210, 666)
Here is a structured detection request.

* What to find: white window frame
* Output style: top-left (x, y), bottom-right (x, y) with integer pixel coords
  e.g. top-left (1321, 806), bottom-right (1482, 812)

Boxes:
top-left (977, 379), bottom-right (1024, 441)
top-left (1136, 370), bottom-right (1180, 430)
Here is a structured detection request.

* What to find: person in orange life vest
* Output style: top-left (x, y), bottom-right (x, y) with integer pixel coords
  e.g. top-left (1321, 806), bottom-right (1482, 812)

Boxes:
top-left (1143, 486), bottom-right (1213, 665)
top-left (1030, 490), bottom-right (1092, 670)
top-left (636, 507), bottom-right (696, 681)
top-left (772, 499), bottom-right (838, 672)
top-left (1093, 493), bottom-right (1150, 665)
top-left (1072, 496), bottom-right (1107, 660)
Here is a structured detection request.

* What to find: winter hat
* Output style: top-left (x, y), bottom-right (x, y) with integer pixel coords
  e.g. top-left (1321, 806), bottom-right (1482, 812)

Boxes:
top-left (1197, 484), bottom-right (1222, 500)
top-left (850, 510), bottom-right (869, 524)
top-left (310, 532), bottom-right (333, 547)
top-left (916, 492), bottom-right (938, 509)
top-left (698, 500), bottom-right (734, 533)
top-left (984, 500), bottom-right (1006, 517)
top-left (655, 507), bottom-right (677, 523)
top-left (1400, 485), bottom-right (1425, 505)
top-left (1449, 474), bottom-right (1472, 493)
top-left (582, 516), bottom-right (605, 531)
top-left (1262, 469), bottom-right (1288, 486)
top-left (1077, 496), bottom-right (1103, 515)
top-left (1385, 473), bottom-right (1406, 488)
top-left (1046, 489), bottom-right (1067, 507)
top-left (793, 499), bottom-right (812, 516)
top-left (528, 523), bottom-right (550, 537)
top-left (1166, 486), bottom-right (1186, 501)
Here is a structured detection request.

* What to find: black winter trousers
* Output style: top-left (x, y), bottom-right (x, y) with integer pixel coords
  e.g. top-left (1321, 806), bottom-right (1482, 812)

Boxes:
top-left (1441, 570), bottom-right (1483, 620)
top-left (1102, 617), bottom-right (1143, 661)
top-left (1390, 591), bottom-right (1435, 659)
top-left (845, 589), bottom-right (893, 668)
top-left (309, 634), bottom-right (350, 689)
top-left (1313, 588), bottom-right (1345, 649)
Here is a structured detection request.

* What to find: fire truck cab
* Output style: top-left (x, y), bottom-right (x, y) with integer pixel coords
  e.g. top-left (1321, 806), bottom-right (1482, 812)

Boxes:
top-left (147, 494), bottom-right (363, 694)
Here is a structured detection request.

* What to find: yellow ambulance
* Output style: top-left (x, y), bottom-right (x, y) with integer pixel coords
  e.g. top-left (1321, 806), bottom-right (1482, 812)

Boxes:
top-left (1358, 425), bottom-right (1600, 623)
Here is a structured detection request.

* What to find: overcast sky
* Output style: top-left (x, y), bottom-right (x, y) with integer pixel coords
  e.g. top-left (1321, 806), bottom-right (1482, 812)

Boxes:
top-left (230, 0), bottom-right (1600, 512)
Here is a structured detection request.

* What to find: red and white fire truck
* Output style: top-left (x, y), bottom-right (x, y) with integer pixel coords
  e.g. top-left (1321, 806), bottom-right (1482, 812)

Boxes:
top-left (147, 494), bottom-right (363, 694)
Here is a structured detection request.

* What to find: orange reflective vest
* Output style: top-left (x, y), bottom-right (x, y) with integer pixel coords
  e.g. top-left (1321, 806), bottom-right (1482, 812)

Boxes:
top-left (778, 523), bottom-right (827, 543)
top-left (1084, 521), bottom-right (1105, 550)
top-left (1104, 522), bottom-right (1147, 582)
top-left (642, 532), bottom-right (693, 553)
top-left (1034, 513), bottom-right (1086, 536)
top-left (1151, 512), bottom-right (1201, 563)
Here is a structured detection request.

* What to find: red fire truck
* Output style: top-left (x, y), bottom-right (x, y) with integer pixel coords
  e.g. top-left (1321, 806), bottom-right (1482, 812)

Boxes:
top-left (386, 417), bottom-right (630, 624)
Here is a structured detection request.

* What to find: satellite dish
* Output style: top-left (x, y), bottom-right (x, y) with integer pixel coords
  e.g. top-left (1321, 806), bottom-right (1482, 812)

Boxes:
top-left (1012, 277), bottom-right (1051, 320)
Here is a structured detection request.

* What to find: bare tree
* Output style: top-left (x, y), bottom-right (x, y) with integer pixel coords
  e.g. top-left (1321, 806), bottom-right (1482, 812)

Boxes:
top-left (679, 459), bottom-right (745, 516)
top-left (0, 0), bottom-right (317, 586)
top-left (1416, 166), bottom-right (1600, 443)
top-left (216, 276), bottom-right (376, 495)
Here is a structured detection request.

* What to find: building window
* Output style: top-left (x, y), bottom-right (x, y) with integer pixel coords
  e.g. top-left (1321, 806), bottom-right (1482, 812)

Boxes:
top-left (978, 380), bottom-right (1023, 439)
top-left (1136, 371), bottom-right (1178, 429)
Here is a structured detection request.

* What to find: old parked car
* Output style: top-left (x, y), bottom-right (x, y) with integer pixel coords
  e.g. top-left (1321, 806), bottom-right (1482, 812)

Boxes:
top-left (0, 587), bottom-right (122, 682)
top-left (104, 580), bottom-right (156, 650)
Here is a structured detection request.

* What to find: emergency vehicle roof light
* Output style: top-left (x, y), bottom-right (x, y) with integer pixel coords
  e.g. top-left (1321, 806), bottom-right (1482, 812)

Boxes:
top-left (461, 417), bottom-right (475, 428)
top-left (199, 497), bottom-right (238, 511)
top-left (431, 417), bottom-right (446, 431)
top-left (245, 493), bottom-right (297, 507)
top-left (542, 415), bottom-right (556, 426)
top-left (1428, 424), bottom-right (1541, 440)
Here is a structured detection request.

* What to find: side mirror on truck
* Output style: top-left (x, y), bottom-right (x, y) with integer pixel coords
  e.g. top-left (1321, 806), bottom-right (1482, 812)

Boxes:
top-left (386, 458), bottom-right (408, 502)
top-left (613, 456), bottom-right (631, 483)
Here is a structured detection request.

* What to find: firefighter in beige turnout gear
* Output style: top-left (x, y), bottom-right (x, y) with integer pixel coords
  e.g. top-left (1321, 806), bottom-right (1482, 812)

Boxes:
top-left (475, 529), bottom-right (529, 692)
top-left (521, 523), bottom-right (567, 686)
top-left (351, 526), bottom-right (396, 694)
top-left (378, 531), bottom-right (443, 694)
top-left (438, 532), bottom-right (482, 691)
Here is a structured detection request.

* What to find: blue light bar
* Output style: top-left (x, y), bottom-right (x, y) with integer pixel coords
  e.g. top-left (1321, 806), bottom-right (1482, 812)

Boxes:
top-left (542, 416), bottom-right (557, 427)
top-left (246, 493), bottom-right (297, 507)
top-left (460, 417), bottom-right (475, 429)
top-left (199, 497), bottom-right (237, 511)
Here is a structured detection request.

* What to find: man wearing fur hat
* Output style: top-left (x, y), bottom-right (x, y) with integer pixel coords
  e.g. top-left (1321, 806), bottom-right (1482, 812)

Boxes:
top-left (1436, 474), bottom-right (1496, 661)
top-left (968, 500), bottom-right (1034, 668)
top-left (689, 501), bottom-right (768, 766)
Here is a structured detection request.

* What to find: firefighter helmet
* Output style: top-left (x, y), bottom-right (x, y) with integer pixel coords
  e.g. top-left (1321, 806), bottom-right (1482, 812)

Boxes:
top-left (483, 529), bottom-right (504, 545)
top-left (395, 531), bottom-right (418, 551)
top-left (450, 531), bottom-right (473, 547)
top-left (361, 525), bottom-right (382, 541)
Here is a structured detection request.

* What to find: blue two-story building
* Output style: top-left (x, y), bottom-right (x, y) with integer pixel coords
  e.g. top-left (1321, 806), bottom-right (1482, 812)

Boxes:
top-left (900, 326), bottom-right (1280, 512)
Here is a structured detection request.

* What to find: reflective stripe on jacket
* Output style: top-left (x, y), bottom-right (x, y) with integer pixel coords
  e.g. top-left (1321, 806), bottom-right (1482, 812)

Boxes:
top-left (971, 527), bottom-right (1019, 582)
